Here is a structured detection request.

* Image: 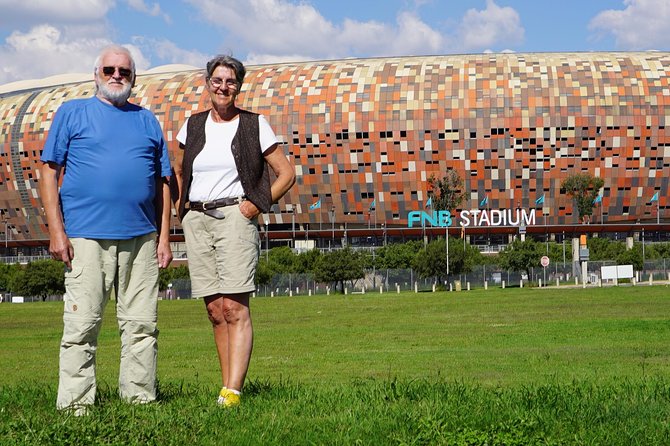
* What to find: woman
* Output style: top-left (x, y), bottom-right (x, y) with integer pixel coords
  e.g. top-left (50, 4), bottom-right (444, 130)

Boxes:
top-left (174, 55), bottom-right (295, 407)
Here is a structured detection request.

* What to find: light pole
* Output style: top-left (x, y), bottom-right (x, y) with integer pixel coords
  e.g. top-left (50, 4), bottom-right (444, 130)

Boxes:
top-left (291, 206), bottom-right (295, 241)
top-left (446, 224), bottom-right (449, 277)
top-left (264, 217), bottom-right (269, 261)
top-left (330, 206), bottom-right (335, 244)
top-left (562, 231), bottom-right (566, 266)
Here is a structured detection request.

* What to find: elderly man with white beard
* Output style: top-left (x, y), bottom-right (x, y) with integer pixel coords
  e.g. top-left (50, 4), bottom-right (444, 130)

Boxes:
top-left (39, 44), bottom-right (173, 415)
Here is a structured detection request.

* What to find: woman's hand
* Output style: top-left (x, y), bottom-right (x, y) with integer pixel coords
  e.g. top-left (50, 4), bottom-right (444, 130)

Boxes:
top-left (239, 200), bottom-right (260, 220)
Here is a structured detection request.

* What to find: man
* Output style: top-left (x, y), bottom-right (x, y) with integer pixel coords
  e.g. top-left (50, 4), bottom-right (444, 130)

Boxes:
top-left (39, 45), bottom-right (172, 415)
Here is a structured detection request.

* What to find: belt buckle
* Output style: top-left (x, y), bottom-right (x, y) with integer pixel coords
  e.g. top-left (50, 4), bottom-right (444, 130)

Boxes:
top-left (202, 200), bottom-right (216, 210)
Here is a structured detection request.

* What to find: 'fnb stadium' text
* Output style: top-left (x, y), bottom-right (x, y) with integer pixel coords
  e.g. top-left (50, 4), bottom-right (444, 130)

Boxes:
top-left (407, 209), bottom-right (536, 228)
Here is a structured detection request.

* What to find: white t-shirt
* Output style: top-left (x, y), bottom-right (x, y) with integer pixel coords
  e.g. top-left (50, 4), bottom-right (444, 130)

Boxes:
top-left (176, 112), bottom-right (279, 202)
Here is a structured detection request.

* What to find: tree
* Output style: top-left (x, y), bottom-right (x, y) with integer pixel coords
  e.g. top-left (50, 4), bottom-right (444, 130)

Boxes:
top-left (617, 246), bottom-right (644, 271)
top-left (267, 246), bottom-right (297, 274)
top-left (561, 173), bottom-right (605, 223)
top-left (255, 258), bottom-right (274, 286)
top-left (294, 249), bottom-right (322, 274)
top-left (647, 242), bottom-right (670, 260)
top-left (587, 237), bottom-right (626, 261)
top-left (497, 239), bottom-right (544, 280)
top-left (376, 241), bottom-right (423, 269)
top-left (11, 260), bottom-right (65, 301)
top-left (428, 170), bottom-right (465, 211)
top-left (0, 263), bottom-right (22, 292)
top-left (412, 237), bottom-right (481, 283)
top-left (313, 247), bottom-right (365, 293)
top-left (158, 264), bottom-right (190, 291)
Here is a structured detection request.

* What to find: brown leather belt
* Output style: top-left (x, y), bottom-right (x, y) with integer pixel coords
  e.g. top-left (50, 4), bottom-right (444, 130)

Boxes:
top-left (188, 196), bottom-right (244, 211)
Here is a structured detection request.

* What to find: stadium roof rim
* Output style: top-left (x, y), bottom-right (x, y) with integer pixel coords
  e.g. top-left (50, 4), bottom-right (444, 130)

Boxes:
top-left (0, 63), bottom-right (200, 96)
top-left (0, 50), bottom-right (666, 97)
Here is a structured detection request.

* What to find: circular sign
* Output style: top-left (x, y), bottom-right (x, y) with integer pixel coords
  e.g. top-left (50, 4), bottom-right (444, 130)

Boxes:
top-left (540, 256), bottom-right (550, 267)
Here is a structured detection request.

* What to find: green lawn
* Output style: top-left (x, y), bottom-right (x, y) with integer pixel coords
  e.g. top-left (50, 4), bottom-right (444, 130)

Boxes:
top-left (1, 286), bottom-right (669, 444)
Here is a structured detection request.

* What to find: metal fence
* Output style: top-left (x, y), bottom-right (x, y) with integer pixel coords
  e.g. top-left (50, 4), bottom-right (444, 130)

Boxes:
top-left (253, 259), bottom-right (670, 297)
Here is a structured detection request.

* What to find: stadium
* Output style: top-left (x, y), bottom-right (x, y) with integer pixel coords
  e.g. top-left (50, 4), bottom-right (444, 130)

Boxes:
top-left (0, 51), bottom-right (669, 258)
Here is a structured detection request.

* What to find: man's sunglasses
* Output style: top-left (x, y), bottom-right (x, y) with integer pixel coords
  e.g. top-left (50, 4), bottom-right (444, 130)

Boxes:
top-left (101, 66), bottom-right (133, 79)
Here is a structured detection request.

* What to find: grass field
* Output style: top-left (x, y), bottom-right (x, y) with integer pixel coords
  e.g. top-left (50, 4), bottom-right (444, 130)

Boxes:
top-left (1, 286), bottom-right (669, 444)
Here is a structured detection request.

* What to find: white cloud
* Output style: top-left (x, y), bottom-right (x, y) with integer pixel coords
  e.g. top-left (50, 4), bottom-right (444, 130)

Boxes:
top-left (589, 0), bottom-right (670, 50)
top-left (187, 0), bottom-right (448, 61)
top-left (458, 0), bottom-right (524, 51)
top-left (0, 24), bottom-right (155, 85)
top-left (185, 0), bottom-right (526, 63)
top-left (0, 25), bottom-right (110, 84)
top-left (126, 0), bottom-right (172, 24)
top-left (132, 37), bottom-right (208, 68)
top-left (0, 0), bottom-right (114, 27)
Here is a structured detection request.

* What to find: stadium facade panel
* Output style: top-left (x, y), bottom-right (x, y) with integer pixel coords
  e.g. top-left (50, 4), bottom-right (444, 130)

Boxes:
top-left (0, 52), bottom-right (668, 242)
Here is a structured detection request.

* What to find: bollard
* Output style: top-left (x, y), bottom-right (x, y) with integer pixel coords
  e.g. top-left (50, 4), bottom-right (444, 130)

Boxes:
top-left (649, 273), bottom-right (653, 285)
top-left (484, 281), bottom-right (488, 290)
top-left (449, 283), bottom-right (453, 292)
top-left (556, 278), bottom-right (559, 287)
top-left (380, 286), bottom-right (383, 294)
top-left (632, 278), bottom-right (636, 286)
top-left (345, 287), bottom-right (348, 295)
top-left (414, 282), bottom-right (418, 293)
top-left (432, 283), bottom-right (436, 292)
top-left (271, 291), bottom-right (274, 297)
top-left (362, 286), bottom-right (366, 294)
top-left (252, 292), bottom-right (256, 298)
top-left (467, 282), bottom-right (470, 291)
top-left (502, 280), bottom-right (505, 289)
top-left (290, 290), bottom-right (293, 296)
top-left (575, 277), bottom-right (578, 285)
top-left (396, 284), bottom-right (400, 294)
top-left (308, 290), bottom-right (312, 296)
top-left (520, 279), bottom-right (523, 288)
top-left (538, 279), bottom-right (542, 288)
top-left (326, 287), bottom-right (330, 296)
top-left (598, 279), bottom-right (602, 287)
top-left (296, 287), bottom-right (300, 295)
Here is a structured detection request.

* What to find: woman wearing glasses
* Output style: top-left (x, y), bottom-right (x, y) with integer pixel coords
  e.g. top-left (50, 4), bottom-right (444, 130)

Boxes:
top-left (173, 55), bottom-right (295, 407)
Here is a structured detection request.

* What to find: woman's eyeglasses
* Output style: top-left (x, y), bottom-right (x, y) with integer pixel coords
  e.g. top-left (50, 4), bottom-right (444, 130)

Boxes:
top-left (208, 77), bottom-right (238, 90)
top-left (101, 66), bottom-right (133, 79)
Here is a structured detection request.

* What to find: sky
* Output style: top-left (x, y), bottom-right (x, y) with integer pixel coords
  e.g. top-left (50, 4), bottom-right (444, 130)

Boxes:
top-left (0, 0), bottom-right (669, 86)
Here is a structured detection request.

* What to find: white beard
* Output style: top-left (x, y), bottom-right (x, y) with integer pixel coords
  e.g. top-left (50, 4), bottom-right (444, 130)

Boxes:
top-left (97, 81), bottom-right (132, 106)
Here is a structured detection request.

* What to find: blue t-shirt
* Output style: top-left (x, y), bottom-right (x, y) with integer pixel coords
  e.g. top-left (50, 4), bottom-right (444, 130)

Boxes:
top-left (41, 97), bottom-right (172, 239)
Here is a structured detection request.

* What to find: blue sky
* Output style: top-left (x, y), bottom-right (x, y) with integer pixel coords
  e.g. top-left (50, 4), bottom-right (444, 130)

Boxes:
top-left (0, 0), bottom-right (668, 85)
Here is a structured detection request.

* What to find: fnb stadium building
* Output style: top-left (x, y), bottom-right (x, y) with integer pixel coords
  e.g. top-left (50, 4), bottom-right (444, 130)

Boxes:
top-left (1, 51), bottom-right (669, 255)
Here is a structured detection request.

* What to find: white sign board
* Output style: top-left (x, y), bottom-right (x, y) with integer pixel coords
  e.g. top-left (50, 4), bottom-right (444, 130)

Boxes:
top-left (601, 265), bottom-right (634, 280)
top-left (11, 296), bottom-right (24, 303)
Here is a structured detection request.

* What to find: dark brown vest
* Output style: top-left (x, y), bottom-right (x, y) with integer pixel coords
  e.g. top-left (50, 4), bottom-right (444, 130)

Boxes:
top-left (178, 109), bottom-right (272, 220)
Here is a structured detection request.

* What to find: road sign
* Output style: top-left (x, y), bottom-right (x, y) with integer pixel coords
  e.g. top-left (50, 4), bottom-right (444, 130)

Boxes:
top-left (541, 255), bottom-right (550, 267)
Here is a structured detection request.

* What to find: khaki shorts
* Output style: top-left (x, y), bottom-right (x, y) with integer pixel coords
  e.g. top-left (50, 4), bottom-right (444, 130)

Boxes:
top-left (182, 205), bottom-right (260, 297)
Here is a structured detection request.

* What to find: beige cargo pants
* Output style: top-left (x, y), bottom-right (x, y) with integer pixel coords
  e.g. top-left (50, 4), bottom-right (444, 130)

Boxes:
top-left (56, 233), bottom-right (159, 411)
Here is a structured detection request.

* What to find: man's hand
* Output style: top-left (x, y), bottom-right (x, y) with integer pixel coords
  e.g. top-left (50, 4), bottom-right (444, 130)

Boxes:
top-left (50, 231), bottom-right (74, 269)
top-left (157, 239), bottom-right (173, 269)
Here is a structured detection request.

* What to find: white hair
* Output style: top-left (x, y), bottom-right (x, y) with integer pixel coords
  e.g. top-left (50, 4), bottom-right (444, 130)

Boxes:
top-left (93, 44), bottom-right (136, 80)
